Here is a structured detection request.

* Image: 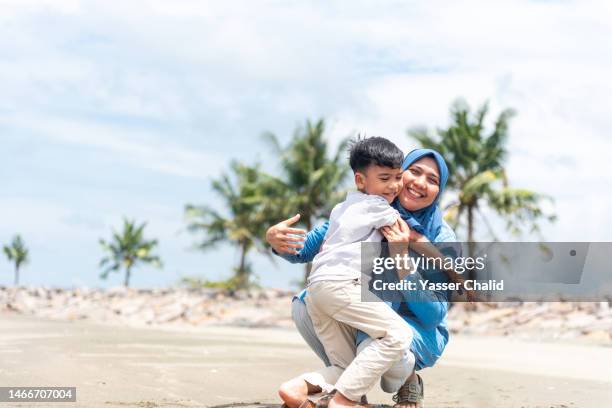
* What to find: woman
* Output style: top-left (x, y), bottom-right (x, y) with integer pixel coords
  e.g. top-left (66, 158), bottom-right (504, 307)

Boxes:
top-left (267, 149), bottom-right (458, 408)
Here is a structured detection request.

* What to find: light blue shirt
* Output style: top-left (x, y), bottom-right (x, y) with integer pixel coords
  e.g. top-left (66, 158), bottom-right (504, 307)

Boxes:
top-left (281, 220), bottom-right (458, 370)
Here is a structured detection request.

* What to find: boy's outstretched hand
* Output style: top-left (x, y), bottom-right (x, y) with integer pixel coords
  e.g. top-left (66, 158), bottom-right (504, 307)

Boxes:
top-left (265, 214), bottom-right (307, 255)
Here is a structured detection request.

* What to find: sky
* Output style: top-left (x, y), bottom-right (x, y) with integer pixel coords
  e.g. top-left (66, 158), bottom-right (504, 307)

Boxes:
top-left (1, 0), bottom-right (611, 289)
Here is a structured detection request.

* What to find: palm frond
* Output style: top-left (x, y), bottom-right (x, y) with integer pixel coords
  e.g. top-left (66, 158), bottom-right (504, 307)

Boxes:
top-left (260, 131), bottom-right (283, 154)
top-left (99, 219), bottom-right (162, 285)
top-left (408, 100), bottom-right (555, 242)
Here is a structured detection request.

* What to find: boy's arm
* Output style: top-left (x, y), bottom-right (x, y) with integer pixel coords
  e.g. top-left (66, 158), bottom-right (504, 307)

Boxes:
top-left (362, 196), bottom-right (399, 229)
top-left (272, 221), bottom-right (329, 264)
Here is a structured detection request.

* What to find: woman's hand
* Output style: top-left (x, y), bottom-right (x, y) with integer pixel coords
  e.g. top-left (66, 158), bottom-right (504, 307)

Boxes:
top-left (265, 214), bottom-right (306, 255)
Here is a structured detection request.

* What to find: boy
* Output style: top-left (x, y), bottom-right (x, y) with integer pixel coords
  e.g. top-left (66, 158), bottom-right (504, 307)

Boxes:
top-left (279, 137), bottom-right (413, 408)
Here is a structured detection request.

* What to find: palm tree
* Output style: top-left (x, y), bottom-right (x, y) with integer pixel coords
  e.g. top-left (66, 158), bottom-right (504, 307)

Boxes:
top-left (409, 99), bottom-right (555, 249)
top-left (3, 235), bottom-right (29, 286)
top-left (185, 161), bottom-right (282, 290)
top-left (263, 119), bottom-right (351, 281)
top-left (99, 219), bottom-right (162, 287)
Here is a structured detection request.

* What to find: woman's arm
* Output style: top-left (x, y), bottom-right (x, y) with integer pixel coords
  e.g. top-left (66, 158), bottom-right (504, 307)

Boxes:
top-left (381, 218), bottom-right (452, 328)
top-left (401, 285), bottom-right (448, 329)
top-left (266, 214), bottom-right (329, 264)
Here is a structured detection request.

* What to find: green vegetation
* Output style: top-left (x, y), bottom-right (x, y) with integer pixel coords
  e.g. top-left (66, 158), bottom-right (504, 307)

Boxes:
top-left (409, 99), bottom-right (556, 246)
top-left (185, 107), bottom-right (555, 288)
top-left (3, 235), bottom-right (29, 286)
top-left (180, 276), bottom-right (260, 292)
top-left (5, 101), bottom-right (555, 290)
top-left (263, 118), bottom-right (351, 281)
top-left (185, 161), bottom-right (281, 290)
top-left (185, 119), bottom-right (351, 289)
top-left (99, 218), bottom-right (162, 287)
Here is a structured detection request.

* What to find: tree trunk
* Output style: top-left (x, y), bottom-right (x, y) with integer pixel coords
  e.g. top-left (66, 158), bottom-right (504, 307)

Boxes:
top-left (467, 204), bottom-right (476, 280)
top-left (467, 204), bottom-right (475, 243)
top-left (237, 241), bottom-right (249, 289)
top-left (124, 266), bottom-right (132, 287)
top-left (14, 265), bottom-right (19, 286)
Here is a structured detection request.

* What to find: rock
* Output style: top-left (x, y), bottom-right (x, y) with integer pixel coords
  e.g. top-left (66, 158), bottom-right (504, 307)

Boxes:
top-left (233, 290), bottom-right (249, 300)
top-left (1, 287), bottom-right (608, 345)
top-left (155, 303), bottom-right (187, 323)
top-left (582, 329), bottom-right (611, 343)
top-left (549, 302), bottom-right (576, 314)
top-left (465, 308), bottom-right (516, 326)
top-left (564, 313), bottom-right (597, 329)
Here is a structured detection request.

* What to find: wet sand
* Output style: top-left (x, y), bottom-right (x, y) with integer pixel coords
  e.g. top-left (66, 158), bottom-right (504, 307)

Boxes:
top-left (0, 313), bottom-right (611, 408)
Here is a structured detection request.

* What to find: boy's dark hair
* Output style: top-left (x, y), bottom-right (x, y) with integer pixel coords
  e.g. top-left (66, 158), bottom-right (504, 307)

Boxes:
top-left (348, 136), bottom-right (404, 173)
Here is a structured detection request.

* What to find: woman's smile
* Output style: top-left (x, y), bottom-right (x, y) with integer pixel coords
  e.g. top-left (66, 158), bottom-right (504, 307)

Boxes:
top-left (406, 186), bottom-right (425, 199)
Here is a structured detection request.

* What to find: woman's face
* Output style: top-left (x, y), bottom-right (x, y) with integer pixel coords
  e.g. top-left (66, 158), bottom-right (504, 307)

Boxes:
top-left (398, 156), bottom-right (441, 211)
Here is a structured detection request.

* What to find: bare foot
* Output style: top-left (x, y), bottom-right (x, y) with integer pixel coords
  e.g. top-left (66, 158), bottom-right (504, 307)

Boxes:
top-left (278, 377), bottom-right (322, 408)
top-left (328, 391), bottom-right (359, 408)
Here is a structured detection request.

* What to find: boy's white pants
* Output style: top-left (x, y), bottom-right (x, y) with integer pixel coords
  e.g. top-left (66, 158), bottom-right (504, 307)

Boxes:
top-left (304, 279), bottom-right (413, 401)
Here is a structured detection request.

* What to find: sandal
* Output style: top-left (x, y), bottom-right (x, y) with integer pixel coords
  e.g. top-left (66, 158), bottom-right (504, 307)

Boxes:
top-left (281, 400), bottom-right (316, 408)
top-left (392, 374), bottom-right (424, 408)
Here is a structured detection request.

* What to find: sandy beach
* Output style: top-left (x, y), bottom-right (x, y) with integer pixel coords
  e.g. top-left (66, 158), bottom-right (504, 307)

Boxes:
top-left (1, 313), bottom-right (611, 408)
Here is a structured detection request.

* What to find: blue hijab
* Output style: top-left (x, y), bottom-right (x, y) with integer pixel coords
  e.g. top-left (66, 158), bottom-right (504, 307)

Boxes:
top-left (391, 148), bottom-right (449, 242)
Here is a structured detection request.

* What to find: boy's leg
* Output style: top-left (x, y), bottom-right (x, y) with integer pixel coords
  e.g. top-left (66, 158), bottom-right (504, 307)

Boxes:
top-left (305, 282), bottom-right (358, 370)
top-left (325, 281), bottom-right (413, 403)
top-left (356, 337), bottom-right (416, 393)
top-left (303, 282), bottom-right (357, 393)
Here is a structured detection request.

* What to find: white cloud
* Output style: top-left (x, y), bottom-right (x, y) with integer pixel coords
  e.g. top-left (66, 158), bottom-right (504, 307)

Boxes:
top-left (2, 0), bottom-right (611, 288)
top-left (0, 0), bottom-right (80, 17)
top-left (2, 114), bottom-right (224, 180)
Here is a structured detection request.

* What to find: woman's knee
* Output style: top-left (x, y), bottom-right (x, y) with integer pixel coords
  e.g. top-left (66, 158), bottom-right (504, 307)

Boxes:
top-left (291, 299), bottom-right (307, 327)
top-left (380, 352), bottom-right (416, 393)
top-left (291, 299), bottom-right (316, 342)
top-left (291, 299), bottom-right (331, 367)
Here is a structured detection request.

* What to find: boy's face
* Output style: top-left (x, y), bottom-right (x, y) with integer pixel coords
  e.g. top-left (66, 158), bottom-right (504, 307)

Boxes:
top-left (355, 165), bottom-right (403, 203)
